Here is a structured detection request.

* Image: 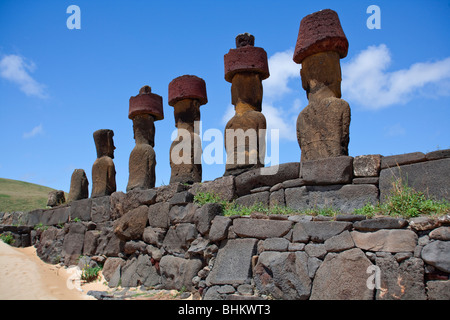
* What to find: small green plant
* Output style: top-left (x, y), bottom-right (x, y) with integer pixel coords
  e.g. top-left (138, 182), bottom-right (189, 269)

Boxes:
top-left (34, 222), bottom-right (48, 232)
top-left (0, 232), bottom-right (15, 245)
top-left (354, 178), bottom-right (450, 218)
top-left (193, 191), bottom-right (224, 206)
top-left (72, 217), bottom-right (81, 222)
top-left (81, 265), bottom-right (102, 282)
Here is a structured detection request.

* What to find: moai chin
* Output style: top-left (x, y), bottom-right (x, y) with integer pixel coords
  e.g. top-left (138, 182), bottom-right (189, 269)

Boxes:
top-left (91, 129), bottom-right (116, 198)
top-left (68, 169), bottom-right (89, 202)
top-left (293, 9), bottom-right (351, 162)
top-left (168, 75), bottom-right (207, 184)
top-left (127, 85), bottom-right (164, 191)
top-left (223, 33), bottom-right (270, 176)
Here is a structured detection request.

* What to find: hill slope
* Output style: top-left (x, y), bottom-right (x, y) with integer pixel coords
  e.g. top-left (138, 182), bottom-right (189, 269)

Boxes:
top-left (0, 178), bottom-right (57, 213)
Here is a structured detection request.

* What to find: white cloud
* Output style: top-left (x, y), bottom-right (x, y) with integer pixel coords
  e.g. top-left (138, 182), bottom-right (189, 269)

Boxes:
top-left (342, 44), bottom-right (450, 109)
top-left (262, 103), bottom-right (297, 141)
top-left (0, 54), bottom-right (48, 98)
top-left (23, 124), bottom-right (44, 139)
top-left (263, 49), bottom-right (300, 100)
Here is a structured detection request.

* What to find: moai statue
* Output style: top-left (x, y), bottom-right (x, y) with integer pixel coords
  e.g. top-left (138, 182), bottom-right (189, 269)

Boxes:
top-left (91, 129), bottom-right (116, 198)
top-left (68, 169), bottom-right (89, 202)
top-left (127, 85), bottom-right (164, 191)
top-left (293, 9), bottom-right (351, 162)
top-left (168, 75), bottom-right (207, 184)
top-left (223, 33), bottom-right (270, 176)
top-left (47, 190), bottom-right (65, 207)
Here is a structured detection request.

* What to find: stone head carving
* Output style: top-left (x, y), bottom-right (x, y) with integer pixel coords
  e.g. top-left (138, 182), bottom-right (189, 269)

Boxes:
top-left (93, 129), bottom-right (115, 159)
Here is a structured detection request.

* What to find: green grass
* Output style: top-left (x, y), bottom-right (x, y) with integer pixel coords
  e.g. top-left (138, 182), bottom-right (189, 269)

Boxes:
top-left (0, 178), bottom-right (60, 213)
top-left (195, 180), bottom-right (450, 219)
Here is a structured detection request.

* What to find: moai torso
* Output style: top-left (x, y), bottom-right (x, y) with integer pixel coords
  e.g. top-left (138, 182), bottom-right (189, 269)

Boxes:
top-left (127, 86), bottom-right (163, 191)
top-left (91, 129), bottom-right (116, 198)
top-left (293, 9), bottom-right (350, 162)
top-left (223, 34), bottom-right (270, 176)
top-left (168, 75), bottom-right (207, 185)
top-left (68, 168), bottom-right (89, 201)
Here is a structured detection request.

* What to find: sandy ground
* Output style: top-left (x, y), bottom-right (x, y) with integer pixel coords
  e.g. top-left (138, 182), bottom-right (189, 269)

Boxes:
top-left (0, 241), bottom-right (109, 300)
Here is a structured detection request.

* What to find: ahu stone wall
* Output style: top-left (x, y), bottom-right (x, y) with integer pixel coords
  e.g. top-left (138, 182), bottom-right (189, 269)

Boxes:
top-left (0, 149), bottom-right (449, 300)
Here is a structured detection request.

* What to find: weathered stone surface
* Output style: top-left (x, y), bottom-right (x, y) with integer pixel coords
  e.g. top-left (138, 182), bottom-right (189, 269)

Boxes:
top-left (269, 189), bottom-right (285, 208)
top-left (235, 191), bottom-right (269, 208)
top-left (427, 280), bottom-right (450, 300)
top-left (128, 85), bottom-right (164, 120)
top-left (310, 248), bottom-right (373, 300)
top-left (296, 221), bottom-right (352, 243)
top-left (209, 215), bottom-right (232, 242)
top-left (282, 178), bottom-right (306, 189)
top-left (379, 158), bottom-right (450, 202)
top-left (285, 184), bottom-right (378, 213)
top-left (353, 217), bottom-right (408, 231)
top-left (194, 203), bottom-right (223, 236)
top-left (162, 223), bottom-right (198, 255)
top-left (47, 190), bottom-right (65, 207)
top-left (409, 217), bottom-right (441, 231)
top-left (324, 230), bottom-right (355, 252)
top-left (91, 129), bottom-right (116, 198)
top-left (233, 218), bottom-right (292, 239)
top-left (206, 238), bottom-right (258, 285)
top-left (292, 222), bottom-right (310, 243)
top-left (62, 222), bottom-right (86, 266)
top-left (147, 202), bottom-right (170, 228)
top-left (421, 240), bottom-right (450, 273)
top-left (169, 191), bottom-right (194, 206)
top-left (142, 226), bottom-right (166, 247)
top-left (120, 254), bottom-right (160, 288)
top-left (190, 175), bottom-right (236, 202)
top-left (36, 227), bottom-right (65, 264)
top-left (425, 149), bottom-right (450, 161)
top-left (160, 256), bottom-right (203, 291)
top-left (46, 206), bottom-right (70, 226)
top-left (69, 198), bottom-right (91, 221)
top-left (352, 177), bottom-right (379, 185)
top-left (95, 225), bottom-right (123, 257)
top-left (351, 229), bottom-right (418, 253)
top-left (305, 243), bottom-right (327, 259)
top-left (113, 205), bottom-right (148, 241)
top-left (68, 169), bottom-right (89, 202)
top-left (253, 251), bottom-right (311, 300)
top-left (83, 230), bottom-right (101, 256)
top-left (235, 162), bottom-right (300, 196)
top-left (102, 257), bottom-right (125, 282)
top-left (168, 203), bottom-right (198, 224)
top-left (90, 196), bottom-right (111, 223)
top-left (429, 227), bottom-right (450, 241)
top-left (375, 254), bottom-right (426, 300)
top-left (155, 183), bottom-right (189, 203)
top-left (259, 238), bottom-right (290, 252)
top-left (293, 9), bottom-right (348, 64)
top-left (353, 154), bottom-right (382, 177)
top-left (381, 152), bottom-right (426, 169)
top-left (300, 156), bottom-right (353, 185)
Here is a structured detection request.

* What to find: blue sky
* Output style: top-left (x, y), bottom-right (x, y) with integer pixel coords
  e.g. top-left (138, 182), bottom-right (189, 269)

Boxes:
top-left (0, 0), bottom-right (449, 194)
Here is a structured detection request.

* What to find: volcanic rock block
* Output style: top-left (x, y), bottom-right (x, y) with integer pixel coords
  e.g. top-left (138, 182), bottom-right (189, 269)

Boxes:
top-left (379, 158), bottom-right (450, 202)
top-left (91, 129), bottom-right (116, 198)
top-left (310, 248), bottom-right (373, 300)
top-left (353, 154), bottom-right (382, 177)
top-left (223, 33), bottom-right (269, 176)
top-left (127, 86), bottom-right (164, 191)
top-left (47, 190), bottom-right (65, 207)
top-left (168, 75), bottom-right (207, 185)
top-left (253, 251), bottom-right (311, 300)
top-left (300, 155), bottom-right (353, 185)
top-left (160, 256), bottom-right (203, 291)
top-left (113, 205), bottom-right (149, 241)
top-left (206, 238), bottom-right (258, 286)
top-left (351, 229), bottom-right (418, 253)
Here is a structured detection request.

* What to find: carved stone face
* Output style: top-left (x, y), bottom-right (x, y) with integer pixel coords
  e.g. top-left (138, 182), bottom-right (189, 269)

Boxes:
top-left (93, 129), bottom-right (115, 159)
top-left (132, 114), bottom-right (155, 147)
top-left (231, 72), bottom-right (263, 111)
top-left (300, 51), bottom-right (342, 99)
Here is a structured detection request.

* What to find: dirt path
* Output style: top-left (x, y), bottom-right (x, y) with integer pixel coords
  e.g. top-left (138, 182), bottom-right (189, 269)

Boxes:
top-left (0, 241), bottom-right (106, 300)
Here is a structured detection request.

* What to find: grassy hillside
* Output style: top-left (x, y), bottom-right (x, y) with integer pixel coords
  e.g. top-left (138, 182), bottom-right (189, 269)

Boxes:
top-left (0, 178), bottom-right (58, 213)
